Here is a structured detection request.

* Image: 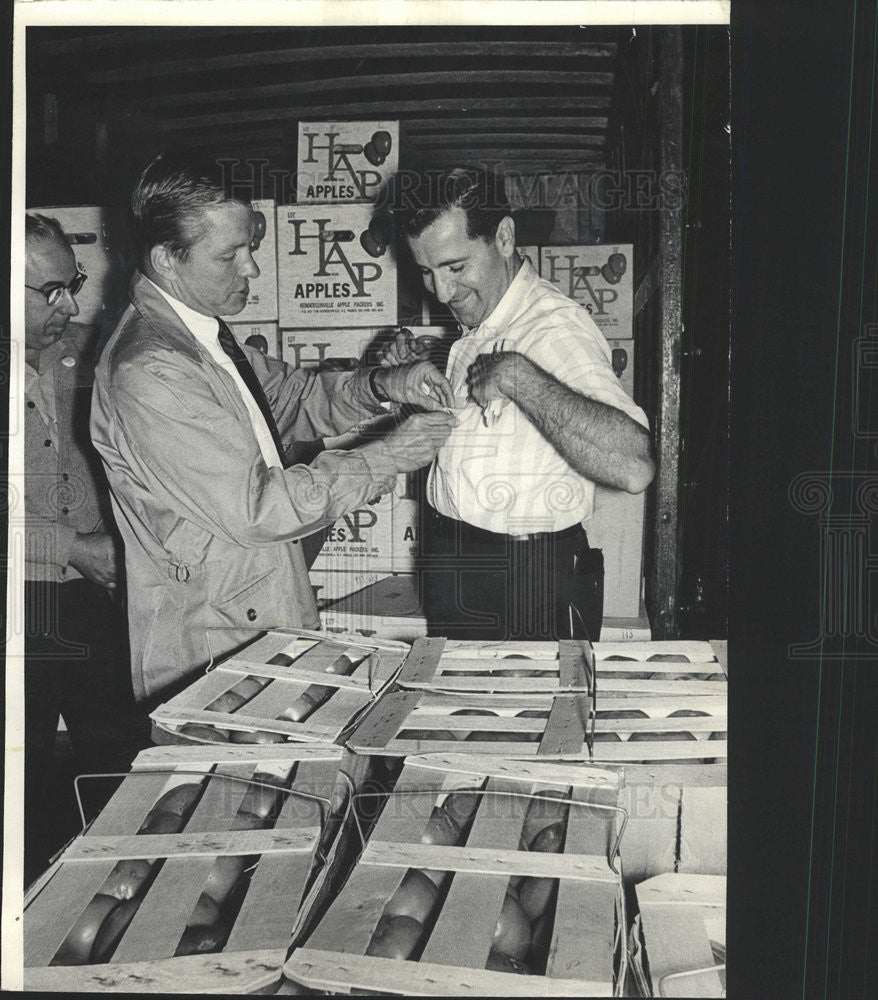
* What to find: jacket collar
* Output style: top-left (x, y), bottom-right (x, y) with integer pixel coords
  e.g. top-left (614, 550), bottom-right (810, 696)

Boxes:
top-left (128, 270), bottom-right (204, 363)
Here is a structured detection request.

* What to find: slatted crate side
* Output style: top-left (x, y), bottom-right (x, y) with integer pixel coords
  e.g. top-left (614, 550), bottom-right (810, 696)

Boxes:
top-left (286, 779), bottom-right (623, 995)
top-left (346, 689), bottom-right (593, 758)
top-left (397, 637), bottom-right (593, 694)
top-left (23, 746), bottom-right (343, 984)
top-left (230, 628), bottom-right (409, 683)
top-left (634, 874), bottom-right (725, 998)
top-left (152, 677), bottom-right (371, 744)
top-left (440, 639), bottom-right (563, 659)
top-left (595, 677), bottom-right (725, 697)
top-left (152, 635), bottom-right (403, 745)
top-left (22, 949), bottom-right (286, 995)
top-left (593, 639), bottom-right (719, 664)
top-left (593, 670), bottom-right (727, 767)
top-left (401, 753), bottom-right (625, 799)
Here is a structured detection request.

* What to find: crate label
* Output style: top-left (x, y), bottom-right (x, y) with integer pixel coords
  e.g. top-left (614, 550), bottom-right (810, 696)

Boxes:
top-left (229, 321), bottom-right (280, 359)
top-left (281, 326), bottom-right (388, 369)
top-left (605, 337), bottom-right (635, 399)
top-left (540, 243), bottom-right (633, 337)
top-left (277, 205), bottom-right (397, 328)
top-left (234, 199), bottom-right (278, 322)
top-left (297, 121), bottom-right (399, 204)
top-left (311, 488), bottom-right (418, 576)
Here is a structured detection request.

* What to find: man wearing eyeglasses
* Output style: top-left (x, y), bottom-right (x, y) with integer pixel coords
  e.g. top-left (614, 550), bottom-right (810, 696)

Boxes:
top-left (23, 212), bottom-right (146, 881)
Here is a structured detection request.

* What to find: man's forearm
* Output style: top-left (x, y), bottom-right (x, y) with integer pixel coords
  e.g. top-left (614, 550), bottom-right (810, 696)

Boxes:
top-left (504, 358), bottom-right (655, 493)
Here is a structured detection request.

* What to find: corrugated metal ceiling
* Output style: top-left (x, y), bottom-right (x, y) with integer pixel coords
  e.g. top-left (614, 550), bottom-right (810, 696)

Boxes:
top-left (29, 26), bottom-right (630, 176)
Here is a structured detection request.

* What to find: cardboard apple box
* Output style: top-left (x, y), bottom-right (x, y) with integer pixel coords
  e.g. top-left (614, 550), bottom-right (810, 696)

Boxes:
top-left (277, 204), bottom-right (397, 329)
top-left (585, 486), bottom-right (646, 619)
top-left (228, 321), bottom-right (280, 359)
top-left (605, 337), bottom-right (635, 401)
top-left (310, 486), bottom-right (418, 577)
top-left (517, 245), bottom-right (540, 273)
top-left (233, 198), bottom-right (278, 323)
top-left (297, 121), bottom-right (399, 204)
top-left (540, 243), bottom-right (633, 337)
top-left (280, 326), bottom-right (388, 370)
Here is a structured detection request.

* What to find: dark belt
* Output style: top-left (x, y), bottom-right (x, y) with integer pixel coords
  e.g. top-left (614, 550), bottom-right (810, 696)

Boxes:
top-left (429, 507), bottom-right (585, 546)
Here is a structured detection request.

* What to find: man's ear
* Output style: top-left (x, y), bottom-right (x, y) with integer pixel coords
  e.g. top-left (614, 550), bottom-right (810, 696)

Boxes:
top-left (495, 215), bottom-right (517, 258)
top-left (149, 243), bottom-right (178, 281)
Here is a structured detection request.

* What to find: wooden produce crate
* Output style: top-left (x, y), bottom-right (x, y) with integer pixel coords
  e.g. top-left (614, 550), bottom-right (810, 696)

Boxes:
top-left (629, 874), bottom-right (725, 998)
top-left (151, 629), bottom-right (409, 746)
top-left (590, 639), bottom-right (727, 768)
top-left (23, 743), bottom-right (349, 993)
top-left (345, 688), bottom-right (595, 759)
top-left (284, 753), bottom-right (627, 996)
top-left (394, 637), bottom-right (595, 696)
top-left (590, 640), bottom-right (727, 888)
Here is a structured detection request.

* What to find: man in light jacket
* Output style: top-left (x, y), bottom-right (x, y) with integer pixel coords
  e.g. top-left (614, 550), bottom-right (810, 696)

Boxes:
top-left (91, 153), bottom-right (454, 705)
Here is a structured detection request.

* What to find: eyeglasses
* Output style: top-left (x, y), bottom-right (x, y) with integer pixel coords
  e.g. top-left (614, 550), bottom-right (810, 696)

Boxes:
top-left (25, 272), bottom-right (88, 306)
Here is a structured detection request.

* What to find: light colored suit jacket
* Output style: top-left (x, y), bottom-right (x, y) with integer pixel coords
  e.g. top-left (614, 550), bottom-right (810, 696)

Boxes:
top-left (91, 272), bottom-right (397, 704)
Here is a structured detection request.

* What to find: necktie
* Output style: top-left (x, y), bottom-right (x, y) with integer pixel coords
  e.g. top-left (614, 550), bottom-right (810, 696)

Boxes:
top-left (216, 318), bottom-right (286, 459)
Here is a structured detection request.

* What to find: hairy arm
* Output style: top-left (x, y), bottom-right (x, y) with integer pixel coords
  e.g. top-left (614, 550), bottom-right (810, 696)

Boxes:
top-left (467, 351), bottom-right (655, 494)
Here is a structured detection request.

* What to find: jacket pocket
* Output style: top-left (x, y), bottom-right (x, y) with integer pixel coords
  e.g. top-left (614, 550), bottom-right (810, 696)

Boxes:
top-left (208, 568), bottom-right (278, 628)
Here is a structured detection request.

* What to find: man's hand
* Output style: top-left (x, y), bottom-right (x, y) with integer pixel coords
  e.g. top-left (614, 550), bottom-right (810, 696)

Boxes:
top-left (382, 411), bottom-right (457, 473)
top-left (68, 530), bottom-right (120, 590)
top-left (466, 350), bottom-right (533, 407)
top-left (371, 361), bottom-right (455, 412)
top-left (379, 328), bottom-right (440, 367)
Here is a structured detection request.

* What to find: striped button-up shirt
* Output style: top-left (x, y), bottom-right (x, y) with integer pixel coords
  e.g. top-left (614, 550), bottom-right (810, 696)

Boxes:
top-left (427, 258), bottom-right (649, 535)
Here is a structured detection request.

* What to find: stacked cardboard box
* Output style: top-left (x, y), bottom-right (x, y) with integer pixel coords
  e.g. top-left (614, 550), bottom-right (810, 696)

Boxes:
top-left (228, 198), bottom-right (280, 356)
top-left (540, 244), bottom-right (644, 621)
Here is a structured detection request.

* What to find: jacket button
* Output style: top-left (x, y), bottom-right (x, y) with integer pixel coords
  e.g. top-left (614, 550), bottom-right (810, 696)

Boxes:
top-left (247, 608), bottom-right (257, 621)
top-left (62, 473), bottom-right (69, 481)
top-left (61, 507), bottom-right (69, 515)
top-left (44, 439), bottom-right (52, 447)
top-left (27, 401), bottom-right (35, 409)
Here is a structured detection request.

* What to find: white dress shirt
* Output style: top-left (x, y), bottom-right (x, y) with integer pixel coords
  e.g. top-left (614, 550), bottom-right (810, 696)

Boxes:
top-left (427, 258), bottom-right (649, 534)
top-left (148, 278), bottom-right (282, 469)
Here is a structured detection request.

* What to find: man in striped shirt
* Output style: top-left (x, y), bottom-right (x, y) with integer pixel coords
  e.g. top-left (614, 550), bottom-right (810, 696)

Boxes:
top-left (386, 166), bottom-right (655, 641)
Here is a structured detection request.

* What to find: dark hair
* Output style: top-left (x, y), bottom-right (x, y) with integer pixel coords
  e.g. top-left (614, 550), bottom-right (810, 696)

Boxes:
top-left (393, 165), bottom-right (512, 242)
top-left (25, 212), bottom-right (68, 249)
top-left (129, 152), bottom-right (245, 265)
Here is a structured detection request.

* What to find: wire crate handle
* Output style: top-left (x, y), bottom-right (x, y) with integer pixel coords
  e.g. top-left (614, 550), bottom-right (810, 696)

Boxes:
top-left (200, 625), bottom-right (407, 699)
top-left (656, 963), bottom-right (726, 997)
top-left (72, 767), bottom-right (349, 870)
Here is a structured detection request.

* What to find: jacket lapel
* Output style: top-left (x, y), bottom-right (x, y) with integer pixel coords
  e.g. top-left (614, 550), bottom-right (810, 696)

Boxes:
top-left (127, 271), bottom-right (257, 427)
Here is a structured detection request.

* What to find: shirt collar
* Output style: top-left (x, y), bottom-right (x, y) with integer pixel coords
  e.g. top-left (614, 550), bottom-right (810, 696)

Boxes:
top-left (145, 275), bottom-right (222, 343)
top-left (28, 334), bottom-right (73, 378)
top-left (463, 255), bottom-right (535, 337)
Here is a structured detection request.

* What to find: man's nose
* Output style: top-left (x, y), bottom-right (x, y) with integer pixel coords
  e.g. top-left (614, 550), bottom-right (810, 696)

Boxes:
top-left (60, 290), bottom-right (79, 317)
top-left (241, 252), bottom-right (260, 279)
top-left (432, 271), bottom-right (455, 304)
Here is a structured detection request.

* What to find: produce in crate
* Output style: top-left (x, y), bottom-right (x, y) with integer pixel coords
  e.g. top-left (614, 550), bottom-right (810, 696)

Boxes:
top-left (152, 630), bottom-right (408, 745)
top-left (286, 754), bottom-right (626, 995)
top-left (25, 744), bottom-right (347, 992)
